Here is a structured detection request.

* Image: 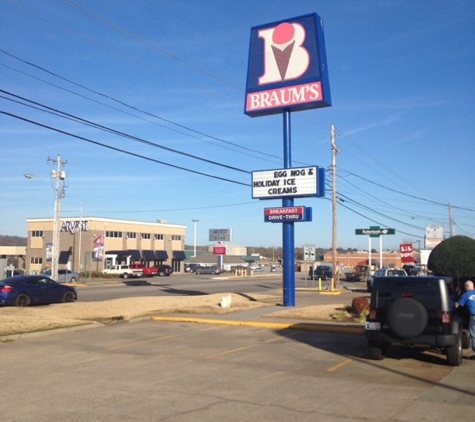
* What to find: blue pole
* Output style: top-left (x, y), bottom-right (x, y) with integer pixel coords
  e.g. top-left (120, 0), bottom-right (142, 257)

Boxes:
top-left (282, 110), bottom-right (295, 307)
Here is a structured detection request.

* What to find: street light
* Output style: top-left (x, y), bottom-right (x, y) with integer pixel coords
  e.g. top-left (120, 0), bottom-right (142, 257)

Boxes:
top-left (192, 219), bottom-right (199, 257)
top-left (25, 155), bottom-right (67, 281)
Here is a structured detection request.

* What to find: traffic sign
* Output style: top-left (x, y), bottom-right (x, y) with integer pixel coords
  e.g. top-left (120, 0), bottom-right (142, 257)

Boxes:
top-left (303, 244), bottom-right (315, 261)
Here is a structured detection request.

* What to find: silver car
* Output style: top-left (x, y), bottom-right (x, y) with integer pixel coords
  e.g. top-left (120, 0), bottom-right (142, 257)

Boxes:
top-left (41, 269), bottom-right (80, 283)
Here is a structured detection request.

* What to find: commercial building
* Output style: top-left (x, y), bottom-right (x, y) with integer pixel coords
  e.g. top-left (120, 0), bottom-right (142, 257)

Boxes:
top-left (26, 217), bottom-right (187, 274)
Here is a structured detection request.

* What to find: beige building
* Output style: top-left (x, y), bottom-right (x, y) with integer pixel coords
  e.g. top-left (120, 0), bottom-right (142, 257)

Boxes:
top-left (26, 217), bottom-right (187, 274)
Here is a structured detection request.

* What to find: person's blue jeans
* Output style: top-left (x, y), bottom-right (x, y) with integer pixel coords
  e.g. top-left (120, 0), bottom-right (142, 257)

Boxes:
top-left (470, 315), bottom-right (475, 354)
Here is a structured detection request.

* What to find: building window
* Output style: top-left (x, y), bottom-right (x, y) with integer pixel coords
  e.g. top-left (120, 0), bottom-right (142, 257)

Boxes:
top-left (155, 234), bottom-right (164, 240)
top-left (142, 233), bottom-right (151, 240)
top-left (127, 232), bottom-right (136, 239)
top-left (171, 235), bottom-right (181, 241)
top-left (105, 231), bottom-right (123, 238)
top-left (32, 230), bottom-right (44, 237)
top-left (30, 257), bottom-right (43, 264)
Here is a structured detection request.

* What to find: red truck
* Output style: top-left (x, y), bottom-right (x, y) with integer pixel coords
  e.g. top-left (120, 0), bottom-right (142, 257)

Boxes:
top-left (129, 263), bottom-right (158, 277)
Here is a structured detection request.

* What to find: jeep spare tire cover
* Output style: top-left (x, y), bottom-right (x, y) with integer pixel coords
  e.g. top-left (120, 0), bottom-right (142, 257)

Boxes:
top-left (386, 298), bottom-right (428, 338)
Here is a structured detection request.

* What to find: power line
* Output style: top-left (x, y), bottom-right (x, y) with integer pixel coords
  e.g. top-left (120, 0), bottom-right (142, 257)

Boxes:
top-left (0, 109), bottom-right (251, 187)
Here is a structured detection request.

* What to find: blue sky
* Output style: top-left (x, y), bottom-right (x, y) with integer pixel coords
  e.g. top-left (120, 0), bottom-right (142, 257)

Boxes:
top-left (0, 0), bottom-right (474, 251)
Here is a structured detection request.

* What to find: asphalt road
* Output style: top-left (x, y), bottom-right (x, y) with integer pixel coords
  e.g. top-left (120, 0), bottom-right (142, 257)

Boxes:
top-left (1, 317), bottom-right (474, 421)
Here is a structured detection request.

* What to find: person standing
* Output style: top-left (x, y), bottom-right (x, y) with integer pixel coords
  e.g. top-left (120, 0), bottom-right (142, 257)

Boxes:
top-left (455, 280), bottom-right (475, 359)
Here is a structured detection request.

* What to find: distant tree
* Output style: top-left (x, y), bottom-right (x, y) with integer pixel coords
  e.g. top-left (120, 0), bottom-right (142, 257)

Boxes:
top-left (427, 235), bottom-right (475, 280)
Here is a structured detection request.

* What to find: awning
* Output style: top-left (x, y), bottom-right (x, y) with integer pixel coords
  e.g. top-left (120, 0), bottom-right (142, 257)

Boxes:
top-left (105, 249), bottom-right (141, 260)
top-left (58, 250), bottom-right (71, 264)
top-left (173, 251), bottom-right (186, 260)
top-left (142, 250), bottom-right (155, 261)
top-left (155, 250), bottom-right (168, 260)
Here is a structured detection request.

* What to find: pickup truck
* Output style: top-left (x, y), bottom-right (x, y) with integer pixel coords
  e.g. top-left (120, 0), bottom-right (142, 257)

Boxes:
top-left (103, 265), bottom-right (143, 279)
top-left (129, 263), bottom-right (158, 277)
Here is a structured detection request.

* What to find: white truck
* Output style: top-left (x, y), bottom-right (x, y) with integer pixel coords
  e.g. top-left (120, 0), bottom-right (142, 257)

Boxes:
top-left (103, 265), bottom-right (143, 279)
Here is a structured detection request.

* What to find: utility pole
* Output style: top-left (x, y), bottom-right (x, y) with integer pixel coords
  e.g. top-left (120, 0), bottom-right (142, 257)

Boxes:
top-left (448, 202), bottom-right (455, 237)
top-left (331, 124), bottom-right (340, 289)
top-left (48, 155), bottom-right (67, 282)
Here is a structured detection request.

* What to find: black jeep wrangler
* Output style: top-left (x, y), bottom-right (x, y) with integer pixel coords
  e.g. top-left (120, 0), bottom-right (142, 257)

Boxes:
top-left (366, 276), bottom-right (470, 366)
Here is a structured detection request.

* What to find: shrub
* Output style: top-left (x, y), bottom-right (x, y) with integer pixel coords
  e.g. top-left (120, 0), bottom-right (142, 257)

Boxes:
top-left (351, 296), bottom-right (369, 316)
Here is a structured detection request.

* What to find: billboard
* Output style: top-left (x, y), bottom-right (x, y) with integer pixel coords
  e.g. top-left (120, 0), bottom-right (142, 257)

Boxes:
top-left (245, 13), bottom-right (331, 117)
top-left (209, 229), bottom-right (232, 242)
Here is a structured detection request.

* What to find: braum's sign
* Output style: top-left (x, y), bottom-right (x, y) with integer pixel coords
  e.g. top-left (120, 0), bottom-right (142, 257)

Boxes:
top-left (245, 13), bottom-right (331, 117)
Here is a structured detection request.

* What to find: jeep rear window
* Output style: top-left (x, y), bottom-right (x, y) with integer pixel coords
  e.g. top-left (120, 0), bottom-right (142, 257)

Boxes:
top-left (374, 280), bottom-right (446, 310)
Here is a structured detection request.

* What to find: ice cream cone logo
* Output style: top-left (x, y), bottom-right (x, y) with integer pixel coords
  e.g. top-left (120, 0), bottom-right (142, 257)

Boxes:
top-left (271, 23), bottom-right (295, 80)
top-left (258, 22), bottom-right (310, 85)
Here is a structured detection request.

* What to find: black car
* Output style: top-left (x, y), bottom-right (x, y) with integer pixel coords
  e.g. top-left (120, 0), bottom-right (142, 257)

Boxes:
top-left (366, 276), bottom-right (470, 366)
top-left (0, 275), bottom-right (77, 307)
top-left (308, 265), bottom-right (332, 280)
top-left (156, 265), bottom-right (173, 276)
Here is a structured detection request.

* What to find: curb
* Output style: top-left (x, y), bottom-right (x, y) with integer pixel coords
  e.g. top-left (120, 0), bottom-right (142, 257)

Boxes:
top-left (152, 316), bottom-right (365, 334)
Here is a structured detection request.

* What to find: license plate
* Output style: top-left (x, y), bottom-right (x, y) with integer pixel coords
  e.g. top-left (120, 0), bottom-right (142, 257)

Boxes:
top-left (365, 321), bottom-right (381, 331)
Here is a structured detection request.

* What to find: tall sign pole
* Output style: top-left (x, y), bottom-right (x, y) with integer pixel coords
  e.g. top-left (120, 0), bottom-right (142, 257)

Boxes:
top-left (245, 13), bottom-right (331, 306)
top-left (282, 110), bottom-right (295, 305)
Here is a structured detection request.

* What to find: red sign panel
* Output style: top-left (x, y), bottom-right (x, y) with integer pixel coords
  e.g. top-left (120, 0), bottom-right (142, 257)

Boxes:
top-left (399, 243), bottom-right (414, 263)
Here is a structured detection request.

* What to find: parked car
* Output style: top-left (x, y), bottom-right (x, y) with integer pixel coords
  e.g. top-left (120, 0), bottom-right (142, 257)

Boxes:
top-left (402, 264), bottom-right (420, 276)
top-left (185, 263), bottom-right (201, 273)
top-left (309, 265), bottom-right (332, 280)
top-left (103, 265), bottom-right (143, 279)
top-left (129, 263), bottom-right (159, 277)
top-left (194, 265), bottom-right (221, 275)
top-left (156, 264), bottom-right (173, 276)
top-left (0, 275), bottom-right (77, 307)
top-left (41, 269), bottom-right (79, 283)
top-left (367, 268), bottom-right (407, 292)
top-left (366, 275), bottom-right (470, 366)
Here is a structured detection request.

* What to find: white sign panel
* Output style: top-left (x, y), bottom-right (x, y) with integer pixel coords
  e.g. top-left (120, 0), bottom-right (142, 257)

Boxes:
top-left (303, 244), bottom-right (315, 261)
top-left (252, 166), bottom-right (318, 199)
top-left (209, 228), bottom-right (232, 242)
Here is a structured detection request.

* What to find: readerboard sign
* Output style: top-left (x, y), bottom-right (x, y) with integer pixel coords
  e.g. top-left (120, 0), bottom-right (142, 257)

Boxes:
top-left (252, 166), bottom-right (324, 199)
top-left (245, 13), bottom-right (331, 117)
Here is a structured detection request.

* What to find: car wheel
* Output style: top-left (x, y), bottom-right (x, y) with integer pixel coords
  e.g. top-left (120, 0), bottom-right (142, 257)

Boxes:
top-left (196, 270), bottom-right (201, 275)
top-left (122, 273), bottom-right (129, 279)
top-left (158, 271), bottom-right (165, 277)
top-left (368, 342), bottom-right (386, 360)
top-left (69, 277), bottom-right (77, 283)
top-left (15, 293), bottom-right (30, 307)
top-left (386, 297), bottom-right (428, 338)
top-left (446, 332), bottom-right (463, 366)
top-left (462, 329), bottom-right (471, 349)
top-left (62, 291), bottom-right (76, 303)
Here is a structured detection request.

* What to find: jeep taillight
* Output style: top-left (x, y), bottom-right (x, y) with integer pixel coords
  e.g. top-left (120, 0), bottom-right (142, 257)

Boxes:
top-left (441, 311), bottom-right (451, 324)
top-left (369, 309), bottom-right (378, 321)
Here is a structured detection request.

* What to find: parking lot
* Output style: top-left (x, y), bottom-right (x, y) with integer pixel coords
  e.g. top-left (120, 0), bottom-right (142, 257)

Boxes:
top-left (1, 315), bottom-right (474, 421)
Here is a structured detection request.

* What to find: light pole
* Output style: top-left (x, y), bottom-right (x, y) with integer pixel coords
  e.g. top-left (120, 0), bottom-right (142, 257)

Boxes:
top-left (192, 219), bottom-right (199, 257)
top-left (25, 155), bottom-right (67, 281)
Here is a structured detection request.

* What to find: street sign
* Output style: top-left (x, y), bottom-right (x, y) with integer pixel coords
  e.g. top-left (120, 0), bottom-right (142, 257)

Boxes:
top-left (355, 228), bottom-right (395, 236)
top-left (303, 244), bottom-right (315, 261)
